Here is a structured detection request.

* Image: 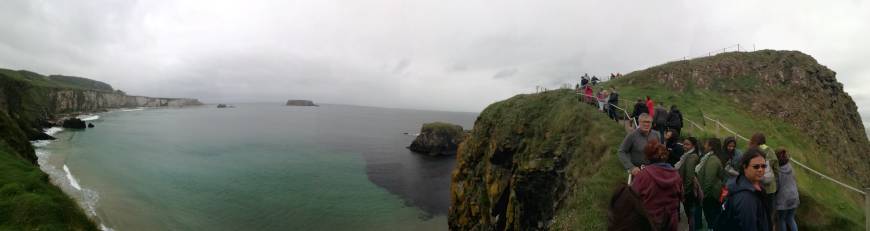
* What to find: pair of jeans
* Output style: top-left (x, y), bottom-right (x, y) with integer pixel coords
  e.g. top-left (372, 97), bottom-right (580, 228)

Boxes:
top-left (777, 209), bottom-right (798, 231)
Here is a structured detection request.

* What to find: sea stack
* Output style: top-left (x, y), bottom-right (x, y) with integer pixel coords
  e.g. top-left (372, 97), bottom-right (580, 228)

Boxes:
top-left (61, 118), bottom-right (87, 129)
top-left (407, 122), bottom-right (466, 156)
top-left (285, 100), bottom-right (318, 106)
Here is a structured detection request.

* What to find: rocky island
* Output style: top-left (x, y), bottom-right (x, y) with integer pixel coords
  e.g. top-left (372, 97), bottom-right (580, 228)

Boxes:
top-left (407, 122), bottom-right (466, 156)
top-left (285, 100), bottom-right (318, 106)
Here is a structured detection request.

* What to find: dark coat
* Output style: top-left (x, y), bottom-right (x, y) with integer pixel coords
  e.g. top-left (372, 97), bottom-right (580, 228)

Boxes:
top-left (608, 183), bottom-right (655, 231)
top-left (608, 92), bottom-right (620, 105)
top-left (717, 175), bottom-right (772, 231)
top-left (666, 109), bottom-right (683, 129)
top-left (665, 140), bottom-right (684, 166)
top-left (633, 102), bottom-right (648, 118)
top-left (653, 107), bottom-right (669, 130)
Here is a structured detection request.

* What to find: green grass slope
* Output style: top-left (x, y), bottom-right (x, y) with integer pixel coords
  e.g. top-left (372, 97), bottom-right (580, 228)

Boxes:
top-left (601, 50), bottom-right (867, 230)
top-left (0, 144), bottom-right (97, 230)
top-left (1, 70), bottom-right (100, 229)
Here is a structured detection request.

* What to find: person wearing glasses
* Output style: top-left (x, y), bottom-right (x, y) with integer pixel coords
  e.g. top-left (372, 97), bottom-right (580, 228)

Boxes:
top-left (715, 148), bottom-right (773, 231)
top-left (617, 113), bottom-right (661, 176)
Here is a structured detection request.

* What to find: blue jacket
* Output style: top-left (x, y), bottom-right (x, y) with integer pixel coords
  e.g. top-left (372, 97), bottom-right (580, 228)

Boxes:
top-left (716, 175), bottom-right (771, 231)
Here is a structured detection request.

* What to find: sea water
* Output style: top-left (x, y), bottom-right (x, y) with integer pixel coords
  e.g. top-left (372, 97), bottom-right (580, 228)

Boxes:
top-left (34, 103), bottom-right (476, 231)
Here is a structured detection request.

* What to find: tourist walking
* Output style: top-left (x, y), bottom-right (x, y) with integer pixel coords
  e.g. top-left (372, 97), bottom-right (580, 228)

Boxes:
top-left (723, 137), bottom-right (744, 180)
top-left (775, 149), bottom-right (799, 231)
top-left (633, 99), bottom-right (648, 124)
top-left (715, 148), bottom-right (773, 231)
top-left (646, 96), bottom-right (655, 117)
top-left (666, 105), bottom-right (683, 138)
top-left (749, 133), bottom-right (779, 228)
top-left (664, 129), bottom-right (684, 166)
top-left (675, 137), bottom-right (702, 230)
top-left (618, 113), bottom-right (661, 176)
top-left (630, 140), bottom-right (683, 231)
top-left (697, 138), bottom-right (726, 229)
top-left (597, 90), bottom-right (608, 111)
top-left (607, 87), bottom-right (620, 122)
top-left (653, 106), bottom-right (669, 141)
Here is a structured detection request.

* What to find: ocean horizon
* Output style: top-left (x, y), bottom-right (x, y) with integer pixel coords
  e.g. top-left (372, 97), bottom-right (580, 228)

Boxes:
top-left (32, 103), bottom-right (477, 230)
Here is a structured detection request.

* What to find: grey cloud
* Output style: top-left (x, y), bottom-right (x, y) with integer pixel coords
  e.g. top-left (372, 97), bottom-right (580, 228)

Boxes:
top-left (393, 58), bottom-right (411, 74)
top-left (0, 0), bottom-right (867, 114)
top-left (492, 68), bottom-right (518, 79)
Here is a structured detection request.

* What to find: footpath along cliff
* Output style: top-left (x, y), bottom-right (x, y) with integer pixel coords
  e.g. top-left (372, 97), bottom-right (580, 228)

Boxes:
top-left (448, 50), bottom-right (869, 230)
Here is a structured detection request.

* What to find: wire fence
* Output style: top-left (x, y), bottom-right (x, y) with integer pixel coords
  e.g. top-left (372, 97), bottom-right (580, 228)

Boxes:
top-left (674, 43), bottom-right (757, 62)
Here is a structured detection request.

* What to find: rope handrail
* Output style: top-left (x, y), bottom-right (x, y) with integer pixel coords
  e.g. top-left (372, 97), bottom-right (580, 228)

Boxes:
top-left (695, 114), bottom-right (866, 195)
top-left (575, 92), bottom-right (638, 128)
top-left (569, 90), bottom-right (865, 196)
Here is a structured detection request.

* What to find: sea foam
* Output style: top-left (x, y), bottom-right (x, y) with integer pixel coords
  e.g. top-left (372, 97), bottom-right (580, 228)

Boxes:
top-left (63, 165), bottom-right (82, 191)
top-left (78, 115), bottom-right (100, 121)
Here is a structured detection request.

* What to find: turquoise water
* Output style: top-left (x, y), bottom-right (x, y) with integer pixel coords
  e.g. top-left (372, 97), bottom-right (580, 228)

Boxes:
top-left (36, 104), bottom-right (476, 230)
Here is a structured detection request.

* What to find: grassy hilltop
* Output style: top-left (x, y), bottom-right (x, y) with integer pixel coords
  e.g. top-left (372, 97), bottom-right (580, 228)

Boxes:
top-left (449, 50), bottom-right (868, 230)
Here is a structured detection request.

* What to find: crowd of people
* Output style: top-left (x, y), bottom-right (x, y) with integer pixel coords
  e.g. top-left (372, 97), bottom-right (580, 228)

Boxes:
top-left (613, 112), bottom-right (800, 231)
top-left (569, 77), bottom-right (800, 231)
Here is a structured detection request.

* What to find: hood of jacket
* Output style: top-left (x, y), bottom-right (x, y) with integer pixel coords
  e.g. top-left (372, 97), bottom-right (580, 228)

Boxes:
top-left (644, 163), bottom-right (682, 189)
top-left (779, 162), bottom-right (793, 174)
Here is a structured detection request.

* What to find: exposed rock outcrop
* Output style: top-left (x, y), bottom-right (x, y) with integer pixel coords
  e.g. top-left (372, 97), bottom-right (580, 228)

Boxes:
top-left (622, 50), bottom-right (870, 185)
top-left (449, 90), bottom-right (625, 230)
top-left (285, 100), bottom-right (317, 106)
top-left (0, 68), bottom-right (203, 163)
top-left (61, 118), bottom-right (86, 129)
top-left (408, 122), bottom-right (465, 156)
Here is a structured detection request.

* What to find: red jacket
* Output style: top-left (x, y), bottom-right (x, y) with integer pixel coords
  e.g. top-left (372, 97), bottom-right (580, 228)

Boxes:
top-left (631, 163), bottom-right (683, 231)
top-left (646, 99), bottom-right (655, 116)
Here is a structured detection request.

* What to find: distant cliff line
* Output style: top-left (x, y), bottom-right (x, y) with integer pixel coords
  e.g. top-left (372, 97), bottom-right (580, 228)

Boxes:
top-left (0, 68), bottom-right (203, 164)
top-left (0, 68), bottom-right (205, 229)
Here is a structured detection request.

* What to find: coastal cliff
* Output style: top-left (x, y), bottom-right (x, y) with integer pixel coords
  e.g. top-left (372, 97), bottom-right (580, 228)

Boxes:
top-left (449, 90), bottom-right (625, 230)
top-left (0, 68), bottom-right (202, 229)
top-left (449, 50), bottom-right (869, 230)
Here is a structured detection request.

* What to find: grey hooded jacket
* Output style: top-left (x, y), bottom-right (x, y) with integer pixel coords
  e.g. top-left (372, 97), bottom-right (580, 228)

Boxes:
top-left (774, 163), bottom-right (800, 210)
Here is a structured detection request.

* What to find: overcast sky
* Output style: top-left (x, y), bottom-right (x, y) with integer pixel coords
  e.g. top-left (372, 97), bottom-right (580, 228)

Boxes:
top-left (1, 0), bottom-right (868, 123)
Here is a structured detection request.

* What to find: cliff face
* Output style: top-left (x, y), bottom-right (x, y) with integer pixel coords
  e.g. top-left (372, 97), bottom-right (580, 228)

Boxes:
top-left (449, 50), bottom-right (868, 230)
top-left (622, 50), bottom-right (870, 185)
top-left (0, 69), bottom-right (204, 229)
top-left (449, 90), bottom-right (625, 230)
top-left (49, 89), bottom-right (202, 114)
top-left (0, 69), bottom-right (202, 163)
